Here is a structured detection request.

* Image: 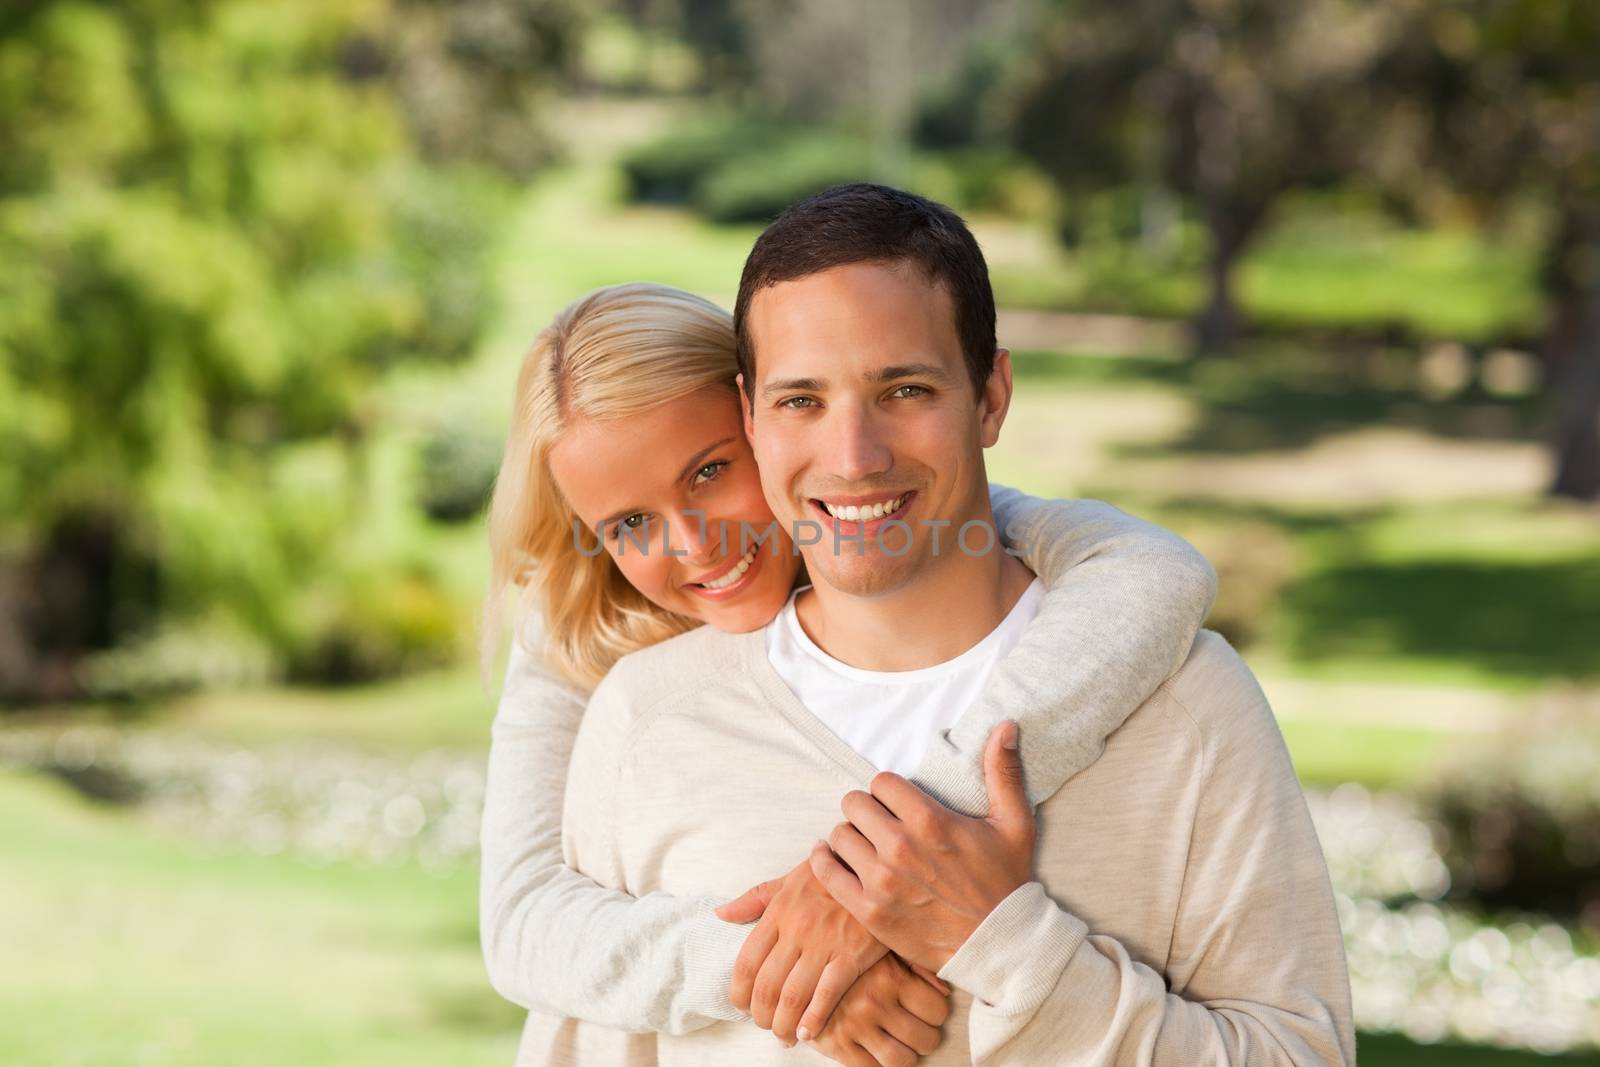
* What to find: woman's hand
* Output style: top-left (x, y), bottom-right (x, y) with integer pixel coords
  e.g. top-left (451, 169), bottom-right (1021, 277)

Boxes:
top-left (812, 954), bottom-right (950, 1067)
top-left (717, 857), bottom-right (888, 1044)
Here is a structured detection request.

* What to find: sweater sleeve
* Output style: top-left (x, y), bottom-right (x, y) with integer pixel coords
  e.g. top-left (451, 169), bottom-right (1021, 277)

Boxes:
top-left (912, 485), bottom-right (1219, 815)
top-left (937, 645), bottom-right (1355, 1065)
top-left (478, 625), bottom-right (748, 1033)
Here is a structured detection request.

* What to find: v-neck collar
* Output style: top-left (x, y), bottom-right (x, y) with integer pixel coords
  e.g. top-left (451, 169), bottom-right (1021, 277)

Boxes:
top-left (733, 629), bottom-right (879, 789)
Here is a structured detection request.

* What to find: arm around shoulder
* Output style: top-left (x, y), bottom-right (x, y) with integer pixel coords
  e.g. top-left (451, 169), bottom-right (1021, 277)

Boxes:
top-left (915, 488), bottom-right (1218, 815)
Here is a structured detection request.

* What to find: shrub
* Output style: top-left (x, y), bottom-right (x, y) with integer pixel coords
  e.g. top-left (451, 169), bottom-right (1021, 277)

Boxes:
top-left (416, 427), bottom-right (501, 523)
top-left (78, 621), bottom-right (273, 703)
top-left (694, 132), bottom-right (872, 224)
top-left (618, 115), bottom-right (783, 204)
top-left (910, 149), bottom-right (1057, 219)
top-left (1426, 700), bottom-right (1600, 931)
top-left (288, 567), bottom-right (464, 685)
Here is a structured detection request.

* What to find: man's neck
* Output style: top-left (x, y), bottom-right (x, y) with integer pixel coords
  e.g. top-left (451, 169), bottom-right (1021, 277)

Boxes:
top-left (795, 518), bottom-right (1037, 673)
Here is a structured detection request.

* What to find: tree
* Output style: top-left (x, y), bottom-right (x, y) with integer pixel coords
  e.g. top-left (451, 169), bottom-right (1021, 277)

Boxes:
top-left (1388, 0), bottom-right (1600, 497)
top-left (0, 0), bottom-right (509, 699)
top-left (1008, 0), bottom-right (1430, 354)
top-left (374, 0), bottom-right (586, 178)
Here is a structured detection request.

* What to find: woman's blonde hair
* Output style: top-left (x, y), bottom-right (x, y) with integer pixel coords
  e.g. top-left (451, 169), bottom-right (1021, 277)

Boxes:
top-left (481, 283), bottom-right (741, 691)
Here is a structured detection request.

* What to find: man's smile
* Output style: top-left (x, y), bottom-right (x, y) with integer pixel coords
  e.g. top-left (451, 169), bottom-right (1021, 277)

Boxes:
top-left (807, 491), bottom-right (917, 537)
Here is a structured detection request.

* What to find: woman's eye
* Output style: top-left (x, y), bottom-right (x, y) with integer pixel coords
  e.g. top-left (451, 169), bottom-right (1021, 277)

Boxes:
top-left (609, 514), bottom-right (647, 540)
top-left (691, 461), bottom-right (727, 487)
top-left (890, 384), bottom-right (929, 399)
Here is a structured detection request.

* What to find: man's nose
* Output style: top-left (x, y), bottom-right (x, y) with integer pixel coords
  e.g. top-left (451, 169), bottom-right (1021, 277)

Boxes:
top-left (825, 401), bottom-right (894, 483)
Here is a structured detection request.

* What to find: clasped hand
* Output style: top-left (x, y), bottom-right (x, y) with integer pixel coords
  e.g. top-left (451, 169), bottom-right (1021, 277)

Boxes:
top-left (717, 722), bottom-right (1034, 1063)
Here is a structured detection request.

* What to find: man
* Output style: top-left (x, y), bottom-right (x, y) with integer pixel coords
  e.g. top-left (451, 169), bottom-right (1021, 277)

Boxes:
top-left (557, 184), bottom-right (1353, 1065)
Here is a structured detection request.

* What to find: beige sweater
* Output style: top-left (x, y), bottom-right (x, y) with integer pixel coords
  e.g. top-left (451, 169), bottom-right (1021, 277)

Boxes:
top-left (482, 492), bottom-right (1220, 1039)
top-left (523, 626), bottom-right (1353, 1066)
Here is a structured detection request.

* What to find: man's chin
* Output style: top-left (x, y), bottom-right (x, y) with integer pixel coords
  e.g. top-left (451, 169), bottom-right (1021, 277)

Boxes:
top-left (806, 554), bottom-right (917, 599)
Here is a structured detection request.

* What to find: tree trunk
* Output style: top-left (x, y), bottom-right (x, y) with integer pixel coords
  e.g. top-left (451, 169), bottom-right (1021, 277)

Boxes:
top-left (1193, 198), bottom-right (1266, 356)
top-left (1550, 274), bottom-right (1600, 501)
top-left (1539, 200), bottom-right (1592, 368)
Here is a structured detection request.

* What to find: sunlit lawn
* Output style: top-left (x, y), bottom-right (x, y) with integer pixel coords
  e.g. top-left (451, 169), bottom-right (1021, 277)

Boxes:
top-left (986, 345), bottom-right (1598, 689)
top-left (0, 770), bottom-right (521, 1067)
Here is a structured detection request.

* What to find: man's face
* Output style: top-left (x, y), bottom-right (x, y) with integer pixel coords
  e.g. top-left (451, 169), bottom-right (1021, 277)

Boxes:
top-left (742, 260), bottom-right (1012, 599)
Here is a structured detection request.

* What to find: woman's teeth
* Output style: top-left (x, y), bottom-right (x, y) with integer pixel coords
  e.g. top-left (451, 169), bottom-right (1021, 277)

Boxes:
top-left (821, 495), bottom-right (906, 522)
top-left (698, 545), bottom-right (758, 590)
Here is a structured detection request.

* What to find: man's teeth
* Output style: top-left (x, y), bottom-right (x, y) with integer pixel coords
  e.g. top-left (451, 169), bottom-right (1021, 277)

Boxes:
top-left (699, 545), bottom-right (758, 590)
top-left (821, 495), bottom-right (906, 522)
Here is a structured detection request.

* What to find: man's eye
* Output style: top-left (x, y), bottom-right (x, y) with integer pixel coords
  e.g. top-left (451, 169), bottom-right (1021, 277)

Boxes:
top-left (691, 461), bottom-right (727, 487)
top-left (778, 396), bottom-right (818, 410)
top-left (890, 384), bottom-right (929, 399)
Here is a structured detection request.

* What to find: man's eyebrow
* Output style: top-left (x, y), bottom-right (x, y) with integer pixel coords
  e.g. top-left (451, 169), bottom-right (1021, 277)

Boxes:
top-left (595, 436), bottom-right (737, 529)
top-left (759, 364), bottom-right (952, 399)
top-left (870, 362), bottom-right (954, 384)
top-left (761, 376), bottom-right (826, 399)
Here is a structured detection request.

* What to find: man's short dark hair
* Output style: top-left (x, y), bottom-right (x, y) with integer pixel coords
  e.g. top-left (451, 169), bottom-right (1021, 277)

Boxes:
top-left (732, 183), bottom-right (997, 400)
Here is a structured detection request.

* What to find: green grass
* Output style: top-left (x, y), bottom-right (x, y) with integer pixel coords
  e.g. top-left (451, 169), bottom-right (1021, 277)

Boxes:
top-left (1268, 498), bottom-right (1600, 689)
top-left (1000, 347), bottom-right (1600, 690)
top-left (1241, 212), bottom-right (1543, 341)
top-left (1279, 553), bottom-right (1600, 684)
top-left (982, 196), bottom-right (1542, 343)
top-left (10, 664), bottom-right (494, 757)
top-left (1279, 717), bottom-right (1459, 790)
top-left (0, 769), bottom-right (521, 1067)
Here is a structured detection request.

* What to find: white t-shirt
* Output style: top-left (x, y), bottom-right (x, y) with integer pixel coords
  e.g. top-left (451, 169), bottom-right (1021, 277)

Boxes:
top-left (764, 580), bottom-right (1045, 776)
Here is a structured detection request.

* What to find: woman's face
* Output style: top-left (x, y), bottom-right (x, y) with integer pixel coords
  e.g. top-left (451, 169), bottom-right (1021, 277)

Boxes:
top-left (548, 386), bottom-right (800, 633)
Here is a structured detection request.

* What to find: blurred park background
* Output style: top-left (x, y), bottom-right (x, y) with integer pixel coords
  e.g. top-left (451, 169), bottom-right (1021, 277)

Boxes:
top-left (2, 1), bottom-right (1598, 1064)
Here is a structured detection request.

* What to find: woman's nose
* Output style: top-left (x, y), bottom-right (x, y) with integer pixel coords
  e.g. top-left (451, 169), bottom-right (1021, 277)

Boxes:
top-left (665, 509), bottom-right (720, 565)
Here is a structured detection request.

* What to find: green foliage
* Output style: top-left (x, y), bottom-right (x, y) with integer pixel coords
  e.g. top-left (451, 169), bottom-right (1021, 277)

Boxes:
top-left (991, 197), bottom-right (1544, 347)
top-left (620, 116), bottom-right (1051, 224)
top-left (288, 564), bottom-right (465, 685)
top-left (0, 0), bottom-right (503, 699)
top-left (908, 148), bottom-right (1057, 220)
top-left (618, 113), bottom-right (782, 204)
top-left (695, 130), bottom-right (871, 223)
top-left (378, 0), bottom-right (589, 178)
top-left (416, 427), bottom-right (501, 524)
top-left (77, 618), bottom-right (273, 703)
top-left (619, 116), bottom-right (874, 223)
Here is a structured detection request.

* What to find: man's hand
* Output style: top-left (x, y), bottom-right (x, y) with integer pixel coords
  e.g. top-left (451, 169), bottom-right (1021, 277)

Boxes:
top-left (810, 720), bottom-right (1035, 974)
top-left (716, 857), bottom-right (888, 1045)
top-left (811, 954), bottom-right (950, 1067)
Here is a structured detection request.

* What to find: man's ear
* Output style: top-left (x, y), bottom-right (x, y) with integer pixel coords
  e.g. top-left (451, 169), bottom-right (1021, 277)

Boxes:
top-left (738, 373), bottom-right (756, 440)
top-left (978, 348), bottom-right (1014, 448)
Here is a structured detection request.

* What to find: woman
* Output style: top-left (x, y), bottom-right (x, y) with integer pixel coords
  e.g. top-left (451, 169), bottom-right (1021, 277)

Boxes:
top-left (480, 283), bottom-right (1215, 1066)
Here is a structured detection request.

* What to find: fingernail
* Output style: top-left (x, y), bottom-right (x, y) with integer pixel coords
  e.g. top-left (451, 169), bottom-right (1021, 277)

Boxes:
top-left (796, 1026), bottom-right (812, 1042)
top-left (1003, 721), bottom-right (1019, 749)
